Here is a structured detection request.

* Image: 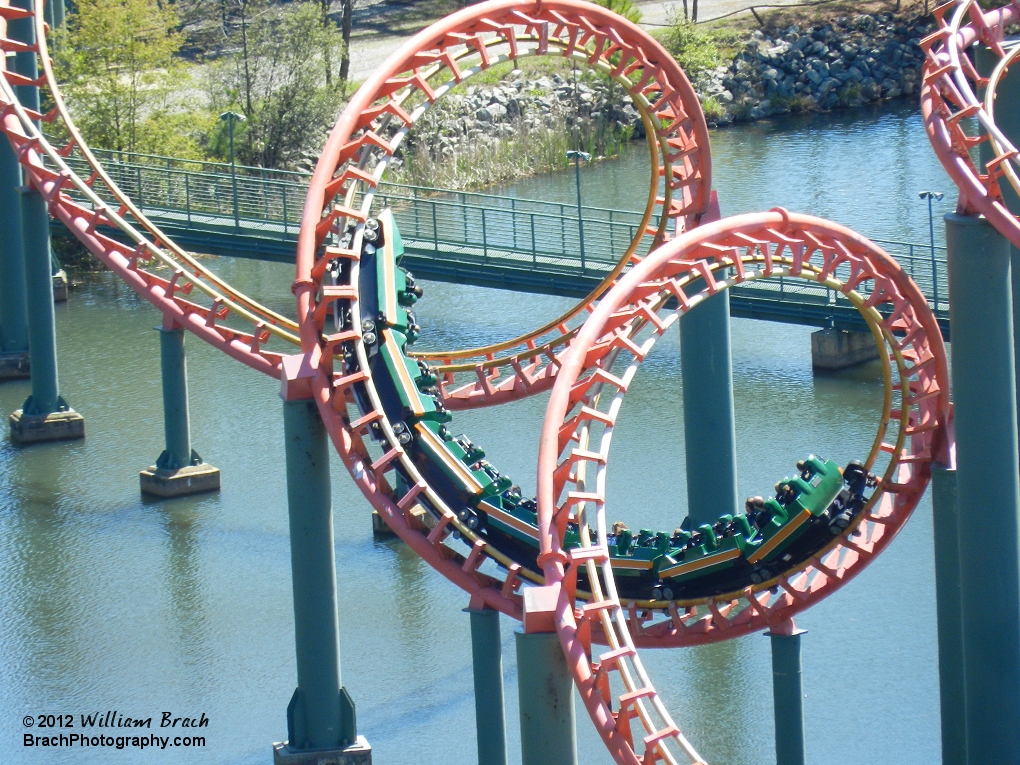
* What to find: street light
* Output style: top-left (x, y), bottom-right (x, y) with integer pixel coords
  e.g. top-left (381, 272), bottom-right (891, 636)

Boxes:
top-left (566, 150), bottom-right (592, 271)
top-left (220, 111), bottom-right (246, 229)
top-left (919, 190), bottom-right (944, 312)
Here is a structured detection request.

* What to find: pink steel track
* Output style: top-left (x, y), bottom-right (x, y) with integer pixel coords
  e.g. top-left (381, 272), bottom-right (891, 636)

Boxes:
top-left (293, 0), bottom-right (712, 410)
top-left (0, 0), bottom-right (957, 761)
top-left (921, 0), bottom-right (1020, 243)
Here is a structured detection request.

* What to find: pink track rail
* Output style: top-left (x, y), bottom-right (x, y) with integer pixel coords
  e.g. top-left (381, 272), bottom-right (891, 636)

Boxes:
top-left (920, 0), bottom-right (1020, 244)
top-left (535, 210), bottom-right (950, 763)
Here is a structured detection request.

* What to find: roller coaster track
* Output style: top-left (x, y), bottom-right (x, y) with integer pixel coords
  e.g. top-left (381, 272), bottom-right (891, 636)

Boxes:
top-left (534, 210), bottom-right (950, 762)
top-left (1, 0), bottom-right (953, 762)
top-left (294, 0), bottom-right (712, 410)
top-left (920, 0), bottom-right (1020, 244)
top-left (0, 0), bottom-right (300, 377)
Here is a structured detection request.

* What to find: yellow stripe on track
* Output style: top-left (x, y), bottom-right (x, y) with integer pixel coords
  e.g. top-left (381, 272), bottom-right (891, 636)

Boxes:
top-left (414, 422), bottom-right (484, 494)
top-left (746, 508), bottom-right (813, 565)
top-left (479, 500), bottom-right (539, 540)
top-left (659, 547), bottom-right (742, 578)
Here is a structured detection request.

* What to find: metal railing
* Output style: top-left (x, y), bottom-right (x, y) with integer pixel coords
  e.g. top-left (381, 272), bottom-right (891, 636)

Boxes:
top-left (57, 148), bottom-right (949, 320)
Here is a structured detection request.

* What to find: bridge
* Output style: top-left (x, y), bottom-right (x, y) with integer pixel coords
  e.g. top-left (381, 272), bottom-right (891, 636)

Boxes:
top-left (58, 149), bottom-right (951, 337)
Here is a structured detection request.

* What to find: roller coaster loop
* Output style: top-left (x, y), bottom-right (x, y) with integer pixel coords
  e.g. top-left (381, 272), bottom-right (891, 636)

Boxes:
top-left (534, 209), bottom-right (950, 763)
top-left (0, 0), bottom-right (954, 761)
top-left (295, 0), bottom-right (712, 411)
top-left (920, 0), bottom-right (1020, 245)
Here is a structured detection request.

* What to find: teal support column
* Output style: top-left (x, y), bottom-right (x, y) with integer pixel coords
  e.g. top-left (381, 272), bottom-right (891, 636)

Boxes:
top-left (768, 623), bottom-right (806, 765)
top-left (466, 607), bottom-right (508, 765)
top-left (946, 213), bottom-right (1020, 764)
top-left (52, 0), bottom-right (64, 30)
top-left (680, 290), bottom-right (739, 527)
top-left (977, 46), bottom-right (1020, 455)
top-left (516, 630), bottom-right (577, 765)
top-left (931, 463), bottom-right (967, 765)
top-left (9, 0), bottom-right (40, 118)
top-left (158, 326), bottom-right (193, 469)
top-left (7, 186), bottom-right (82, 444)
top-left (0, 139), bottom-right (29, 378)
top-left (20, 187), bottom-right (57, 412)
top-left (139, 319), bottom-right (220, 497)
top-left (274, 396), bottom-right (369, 765)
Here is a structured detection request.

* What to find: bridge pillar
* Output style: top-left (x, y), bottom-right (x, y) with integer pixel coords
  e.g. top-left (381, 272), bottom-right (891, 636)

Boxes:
top-left (680, 290), bottom-right (739, 527)
top-left (139, 318), bottom-right (220, 497)
top-left (8, 185), bottom-right (83, 444)
top-left (0, 140), bottom-right (29, 380)
top-left (809, 327), bottom-right (879, 370)
top-left (274, 363), bottom-right (369, 765)
top-left (945, 212), bottom-right (1020, 764)
top-left (931, 462), bottom-right (967, 765)
top-left (466, 606), bottom-right (508, 765)
top-left (767, 619), bottom-right (806, 765)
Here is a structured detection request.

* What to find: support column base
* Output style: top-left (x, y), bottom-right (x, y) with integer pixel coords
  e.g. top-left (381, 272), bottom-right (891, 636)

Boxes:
top-left (810, 328), bottom-right (879, 370)
top-left (0, 351), bottom-right (30, 380)
top-left (9, 408), bottom-right (84, 444)
top-left (371, 510), bottom-right (395, 536)
top-left (52, 270), bottom-right (68, 303)
top-left (272, 737), bottom-right (372, 765)
top-left (140, 463), bottom-right (220, 498)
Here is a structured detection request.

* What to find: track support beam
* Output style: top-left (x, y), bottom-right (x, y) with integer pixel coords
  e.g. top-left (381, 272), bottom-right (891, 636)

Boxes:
top-left (515, 629), bottom-right (577, 765)
top-left (139, 320), bottom-right (220, 497)
top-left (466, 607), bottom-right (508, 765)
top-left (680, 289), bottom-right (739, 527)
top-left (8, 186), bottom-right (83, 444)
top-left (768, 620), bottom-right (806, 765)
top-left (946, 212), bottom-right (1020, 764)
top-left (274, 385), bottom-right (369, 765)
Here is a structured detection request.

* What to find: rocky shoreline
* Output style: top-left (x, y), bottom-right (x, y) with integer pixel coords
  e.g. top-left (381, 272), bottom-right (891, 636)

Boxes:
top-left (392, 11), bottom-right (932, 186)
top-left (698, 12), bottom-right (932, 125)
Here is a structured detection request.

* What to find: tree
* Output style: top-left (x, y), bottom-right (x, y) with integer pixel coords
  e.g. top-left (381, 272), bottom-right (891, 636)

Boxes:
top-left (210, 1), bottom-right (345, 168)
top-left (338, 0), bottom-right (353, 90)
top-left (55, 0), bottom-right (184, 153)
top-left (595, 0), bottom-right (641, 23)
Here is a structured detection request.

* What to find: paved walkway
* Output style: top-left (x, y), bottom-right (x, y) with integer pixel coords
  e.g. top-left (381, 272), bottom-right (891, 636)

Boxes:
top-left (346, 0), bottom-right (807, 82)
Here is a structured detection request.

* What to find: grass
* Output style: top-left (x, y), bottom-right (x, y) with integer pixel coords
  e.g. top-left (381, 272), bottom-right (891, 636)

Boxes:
top-left (392, 115), bottom-right (634, 191)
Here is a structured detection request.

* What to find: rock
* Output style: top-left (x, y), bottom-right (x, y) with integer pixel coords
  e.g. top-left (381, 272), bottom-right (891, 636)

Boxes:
top-left (488, 102), bottom-right (508, 121)
top-left (475, 107), bottom-right (493, 122)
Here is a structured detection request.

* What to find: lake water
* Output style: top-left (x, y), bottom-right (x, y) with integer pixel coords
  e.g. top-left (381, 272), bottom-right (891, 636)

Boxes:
top-left (0, 97), bottom-right (954, 765)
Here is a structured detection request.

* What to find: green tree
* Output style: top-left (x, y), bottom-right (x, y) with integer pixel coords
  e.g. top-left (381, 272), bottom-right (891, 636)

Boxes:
top-left (661, 14), bottom-right (720, 78)
top-left (595, 0), bottom-right (641, 24)
top-left (210, 0), bottom-right (345, 168)
top-left (55, 0), bottom-right (184, 153)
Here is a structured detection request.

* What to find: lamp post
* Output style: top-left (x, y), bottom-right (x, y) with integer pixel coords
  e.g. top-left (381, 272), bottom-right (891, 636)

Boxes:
top-left (220, 111), bottom-right (246, 230)
top-left (566, 150), bottom-right (591, 271)
top-left (919, 190), bottom-right (944, 312)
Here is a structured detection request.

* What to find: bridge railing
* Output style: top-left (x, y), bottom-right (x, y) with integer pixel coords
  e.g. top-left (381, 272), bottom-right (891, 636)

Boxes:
top-left (56, 148), bottom-right (948, 319)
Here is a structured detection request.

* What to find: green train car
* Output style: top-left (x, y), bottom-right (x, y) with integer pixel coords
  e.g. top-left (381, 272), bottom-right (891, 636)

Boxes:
top-left (352, 210), bottom-right (877, 602)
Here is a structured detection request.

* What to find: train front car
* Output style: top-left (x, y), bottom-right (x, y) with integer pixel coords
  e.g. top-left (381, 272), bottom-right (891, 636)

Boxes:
top-left (611, 456), bottom-right (877, 601)
top-left (359, 212), bottom-right (878, 604)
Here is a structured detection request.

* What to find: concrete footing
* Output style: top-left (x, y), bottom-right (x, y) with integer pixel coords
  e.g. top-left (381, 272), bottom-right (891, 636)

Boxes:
top-left (139, 463), bottom-right (221, 498)
top-left (272, 738), bottom-right (372, 765)
top-left (810, 328), bottom-right (879, 370)
top-left (371, 511), bottom-right (394, 537)
top-left (0, 351), bottom-right (29, 380)
top-left (52, 269), bottom-right (67, 303)
top-left (9, 407), bottom-right (84, 444)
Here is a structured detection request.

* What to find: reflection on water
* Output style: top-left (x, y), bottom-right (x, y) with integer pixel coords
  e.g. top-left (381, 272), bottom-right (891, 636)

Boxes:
top-left (0, 98), bottom-right (944, 765)
top-left (496, 99), bottom-right (954, 249)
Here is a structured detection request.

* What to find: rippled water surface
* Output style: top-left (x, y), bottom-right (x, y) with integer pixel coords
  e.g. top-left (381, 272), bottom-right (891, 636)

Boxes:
top-left (1, 99), bottom-right (950, 765)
